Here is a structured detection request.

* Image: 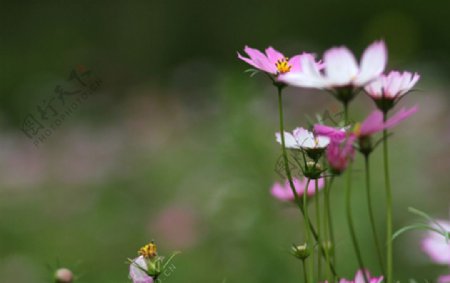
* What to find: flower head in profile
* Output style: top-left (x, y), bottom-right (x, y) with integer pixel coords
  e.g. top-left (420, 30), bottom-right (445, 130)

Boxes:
top-left (238, 46), bottom-right (322, 79)
top-left (338, 269), bottom-right (384, 283)
top-left (421, 219), bottom-right (450, 265)
top-left (129, 242), bottom-right (159, 283)
top-left (355, 106), bottom-right (418, 138)
top-left (280, 41), bottom-right (387, 90)
top-left (365, 71), bottom-right (420, 112)
top-left (271, 177), bottom-right (324, 202)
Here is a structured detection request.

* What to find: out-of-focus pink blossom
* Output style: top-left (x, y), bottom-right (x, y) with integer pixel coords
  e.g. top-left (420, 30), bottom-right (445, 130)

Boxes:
top-left (152, 205), bottom-right (199, 250)
top-left (280, 41), bottom-right (387, 89)
top-left (129, 256), bottom-right (154, 283)
top-left (326, 136), bottom-right (355, 174)
top-left (271, 177), bottom-right (324, 202)
top-left (438, 274), bottom-right (450, 283)
top-left (238, 46), bottom-right (321, 76)
top-left (338, 269), bottom-right (384, 283)
top-left (276, 127), bottom-right (330, 150)
top-left (421, 220), bottom-right (450, 265)
top-left (365, 71), bottom-right (420, 100)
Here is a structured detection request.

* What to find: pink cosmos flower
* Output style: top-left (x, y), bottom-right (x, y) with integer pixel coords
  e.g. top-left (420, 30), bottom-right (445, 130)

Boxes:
top-left (326, 136), bottom-right (355, 174)
top-left (439, 274), bottom-right (450, 283)
top-left (338, 269), bottom-right (384, 283)
top-left (356, 106), bottom-right (418, 137)
top-left (237, 46), bottom-right (321, 76)
top-left (365, 71), bottom-right (420, 101)
top-left (280, 41), bottom-right (387, 89)
top-left (271, 177), bottom-right (324, 201)
top-left (129, 256), bottom-right (154, 283)
top-left (276, 127), bottom-right (330, 150)
top-left (421, 220), bottom-right (450, 265)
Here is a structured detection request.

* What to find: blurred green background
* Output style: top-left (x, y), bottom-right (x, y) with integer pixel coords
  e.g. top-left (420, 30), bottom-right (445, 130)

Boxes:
top-left (1, 0), bottom-right (450, 282)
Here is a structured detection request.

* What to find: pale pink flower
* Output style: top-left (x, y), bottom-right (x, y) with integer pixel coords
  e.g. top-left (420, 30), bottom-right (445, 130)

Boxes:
top-left (280, 41), bottom-right (387, 89)
top-left (365, 71), bottom-right (420, 101)
top-left (238, 46), bottom-right (321, 76)
top-left (421, 220), bottom-right (450, 265)
top-left (438, 274), bottom-right (450, 283)
top-left (276, 127), bottom-right (330, 150)
top-left (129, 256), bottom-right (154, 283)
top-left (326, 136), bottom-right (355, 174)
top-left (271, 177), bottom-right (324, 201)
top-left (356, 106), bottom-right (418, 137)
top-left (338, 269), bottom-right (384, 283)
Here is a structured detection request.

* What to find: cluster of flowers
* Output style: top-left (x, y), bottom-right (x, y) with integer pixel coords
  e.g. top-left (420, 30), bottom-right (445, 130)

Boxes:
top-left (238, 40), bottom-right (422, 283)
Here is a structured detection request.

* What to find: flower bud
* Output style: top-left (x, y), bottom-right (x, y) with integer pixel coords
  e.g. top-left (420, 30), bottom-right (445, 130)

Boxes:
top-left (291, 243), bottom-right (310, 260)
top-left (304, 161), bottom-right (322, 179)
top-left (54, 268), bottom-right (74, 283)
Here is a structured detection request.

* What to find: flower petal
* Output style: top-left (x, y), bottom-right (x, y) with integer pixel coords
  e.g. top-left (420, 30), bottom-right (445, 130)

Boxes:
top-left (323, 47), bottom-right (359, 86)
top-left (355, 41), bottom-right (387, 86)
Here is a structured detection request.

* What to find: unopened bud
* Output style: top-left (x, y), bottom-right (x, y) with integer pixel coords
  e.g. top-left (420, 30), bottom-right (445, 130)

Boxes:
top-left (304, 161), bottom-right (322, 179)
top-left (291, 243), bottom-right (310, 260)
top-left (55, 268), bottom-right (74, 283)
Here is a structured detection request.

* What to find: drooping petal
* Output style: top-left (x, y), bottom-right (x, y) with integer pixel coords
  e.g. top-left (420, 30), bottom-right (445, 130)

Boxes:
top-left (359, 110), bottom-right (384, 136)
top-left (323, 47), bottom-right (359, 86)
top-left (355, 41), bottom-right (387, 86)
top-left (129, 256), bottom-right (154, 283)
top-left (384, 105), bottom-right (418, 129)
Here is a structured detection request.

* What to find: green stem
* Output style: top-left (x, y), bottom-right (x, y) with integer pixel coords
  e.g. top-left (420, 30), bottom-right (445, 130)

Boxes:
top-left (302, 260), bottom-right (308, 283)
top-left (383, 112), bottom-right (393, 283)
top-left (323, 177), bottom-right (333, 283)
top-left (345, 163), bottom-right (369, 283)
top-left (343, 102), bottom-right (349, 125)
top-left (304, 179), bottom-right (314, 283)
top-left (325, 176), bottom-right (336, 266)
top-left (276, 87), bottom-right (338, 279)
top-left (315, 178), bottom-right (322, 281)
top-left (364, 155), bottom-right (385, 276)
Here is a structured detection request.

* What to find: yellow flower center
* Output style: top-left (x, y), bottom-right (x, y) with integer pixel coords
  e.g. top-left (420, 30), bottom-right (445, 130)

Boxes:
top-left (275, 58), bottom-right (292, 74)
top-left (139, 243), bottom-right (158, 258)
top-left (353, 123), bottom-right (361, 137)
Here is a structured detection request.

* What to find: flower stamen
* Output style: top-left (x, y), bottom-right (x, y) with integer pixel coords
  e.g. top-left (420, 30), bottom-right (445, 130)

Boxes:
top-left (276, 58), bottom-right (292, 74)
top-left (138, 242), bottom-right (158, 258)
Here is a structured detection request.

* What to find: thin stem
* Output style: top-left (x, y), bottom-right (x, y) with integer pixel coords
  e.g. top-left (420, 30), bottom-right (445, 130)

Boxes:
top-left (315, 178), bottom-right (322, 281)
top-left (276, 87), bottom-right (339, 279)
top-left (302, 260), bottom-right (308, 283)
top-left (364, 155), bottom-right (385, 275)
top-left (345, 163), bottom-right (369, 283)
top-left (323, 176), bottom-right (333, 283)
top-left (343, 102), bottom-right (349, 125)
top-left (383, 112), bottom-right (393, 283)
top-left (304, 179), bottom-right (314, 283)
top-left (325, 176), bottom-right (336, 266)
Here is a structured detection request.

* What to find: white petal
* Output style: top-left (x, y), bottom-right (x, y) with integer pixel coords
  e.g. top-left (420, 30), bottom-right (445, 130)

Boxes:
top-left (355, 41), bottom-right (387, 86)
top-left (324, 47), bottom-right (358, 86)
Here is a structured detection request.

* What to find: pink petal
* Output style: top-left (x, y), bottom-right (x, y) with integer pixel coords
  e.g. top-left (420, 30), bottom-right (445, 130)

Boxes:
top-left (355, 41), bottom-right (387, 86)
top-left (129, 256), bottom-right (154, 283)
top-left (359, 110), bottom-right (384, 136)
top-left (438, 274), bottom-right (450, 283)
top-left (265, 47), bottom-right (285, 65)
top-left (242, 46), bottom-right (277, 74)
top-left (324, 47), bottom-right (359, 86)
top-left (314, 125), bottom-right (347, 142)
top-left (384, 105), bottom-right (418, 129)
top-left (279, 54), bottom-right (326, 88)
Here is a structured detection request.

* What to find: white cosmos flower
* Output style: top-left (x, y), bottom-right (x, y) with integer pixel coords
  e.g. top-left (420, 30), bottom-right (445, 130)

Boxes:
top-left (279, 41), bottom-right (387, 89)
top-left (276, 127), bottom-right (330, 149)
